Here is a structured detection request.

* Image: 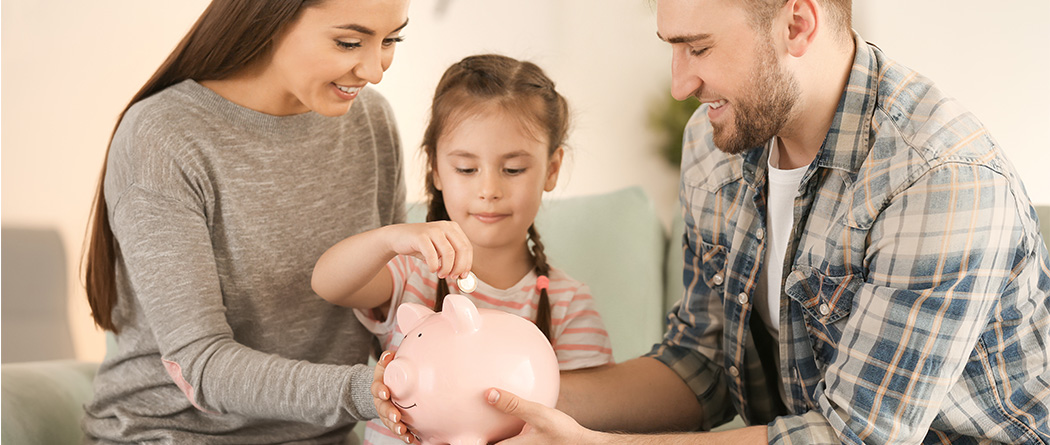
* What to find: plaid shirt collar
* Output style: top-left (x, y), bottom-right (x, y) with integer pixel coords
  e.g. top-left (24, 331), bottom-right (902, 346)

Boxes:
top-left (737, 31), bottom-right (878, 189)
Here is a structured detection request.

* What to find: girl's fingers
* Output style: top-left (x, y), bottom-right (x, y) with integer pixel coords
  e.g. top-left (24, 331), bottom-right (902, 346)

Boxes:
top-left (448, 229), bottom-right (473, 279)
top-left (417, 237), bottom-right (441, 276)
top-left (431, 235), bottom-right (456, 279)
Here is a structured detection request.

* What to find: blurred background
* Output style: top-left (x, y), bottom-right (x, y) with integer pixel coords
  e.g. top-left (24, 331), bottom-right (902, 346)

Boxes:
top-left (3, 0), bottom-right (1048, 362)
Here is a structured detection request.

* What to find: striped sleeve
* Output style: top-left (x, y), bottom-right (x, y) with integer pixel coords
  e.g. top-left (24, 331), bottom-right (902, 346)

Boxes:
top-left (351, 255), bottom-right (412, 350)
top-left (549, 281), bottom-right (614, 370)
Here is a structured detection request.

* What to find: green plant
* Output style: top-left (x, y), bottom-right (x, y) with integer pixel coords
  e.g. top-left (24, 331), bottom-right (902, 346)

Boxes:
top-left (648, 91), bottom-right (701, 167)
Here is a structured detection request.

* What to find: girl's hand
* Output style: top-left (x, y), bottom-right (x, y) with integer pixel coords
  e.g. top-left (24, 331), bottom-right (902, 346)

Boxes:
top-left (386, 222), bottom-right (472, 281)
top-left (487, 388), bottom-right (600, 444)
top-left (373, 351), bottom-right (420, 444)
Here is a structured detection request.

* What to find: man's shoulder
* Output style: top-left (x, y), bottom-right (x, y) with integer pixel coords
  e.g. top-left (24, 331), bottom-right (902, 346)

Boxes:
top-left (871, 52), bottom-right (997, 166)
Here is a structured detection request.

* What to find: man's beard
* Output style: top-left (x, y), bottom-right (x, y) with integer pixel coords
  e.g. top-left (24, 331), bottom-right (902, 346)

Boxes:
top-left (711, 39), bottom-right (801, 155)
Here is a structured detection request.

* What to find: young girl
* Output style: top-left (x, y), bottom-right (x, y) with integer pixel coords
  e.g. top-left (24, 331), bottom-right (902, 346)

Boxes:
top-left (312, 54), bottom-right (614, 444)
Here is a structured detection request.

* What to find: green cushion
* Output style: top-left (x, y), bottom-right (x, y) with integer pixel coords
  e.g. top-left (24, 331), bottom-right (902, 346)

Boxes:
top-left (408, 186), bottom-right (667, 363)
top-left (665, 209), bottom-right (686, 317)
top-left (1, 360), bottom-right (98, 444)
top-left (1036, 205), bottom-right (1050, 251)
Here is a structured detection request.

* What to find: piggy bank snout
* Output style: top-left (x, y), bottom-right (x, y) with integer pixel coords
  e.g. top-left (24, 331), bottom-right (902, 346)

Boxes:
top-left (383, 359), bottom-right (417, 397)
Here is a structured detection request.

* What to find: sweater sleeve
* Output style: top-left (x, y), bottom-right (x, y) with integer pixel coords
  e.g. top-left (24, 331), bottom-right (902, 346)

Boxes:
top-left (110, 183), bottom-right (378, 425)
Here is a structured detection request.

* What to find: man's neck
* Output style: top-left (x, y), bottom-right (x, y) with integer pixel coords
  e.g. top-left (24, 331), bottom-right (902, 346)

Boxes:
top-left (775, 36), bottom-right (856, 170)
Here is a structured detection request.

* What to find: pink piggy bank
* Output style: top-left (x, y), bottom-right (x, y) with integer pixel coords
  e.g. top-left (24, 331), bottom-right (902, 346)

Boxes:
top-left (384, 294), bottom-right (560, 445)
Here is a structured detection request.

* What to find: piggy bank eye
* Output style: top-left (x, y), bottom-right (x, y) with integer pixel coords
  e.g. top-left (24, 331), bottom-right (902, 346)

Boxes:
top-left (417, 333), bottom-right (422, 337)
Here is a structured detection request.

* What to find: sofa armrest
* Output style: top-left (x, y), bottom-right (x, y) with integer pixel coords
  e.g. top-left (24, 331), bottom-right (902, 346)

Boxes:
top-left (2, 360), bottom-right (99, 444)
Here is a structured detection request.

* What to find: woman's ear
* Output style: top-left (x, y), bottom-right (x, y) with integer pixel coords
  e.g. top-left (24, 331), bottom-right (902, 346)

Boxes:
top-left (544, 147), bottom-right (564, 192)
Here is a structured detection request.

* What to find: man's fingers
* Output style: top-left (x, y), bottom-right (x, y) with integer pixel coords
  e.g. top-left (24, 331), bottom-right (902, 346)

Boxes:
top-left (487, 388), bottom-right (536, 421)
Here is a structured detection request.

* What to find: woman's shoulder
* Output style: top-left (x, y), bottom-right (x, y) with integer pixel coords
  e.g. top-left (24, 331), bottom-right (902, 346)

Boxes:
top-left (117, 80), bottom-right (218, 145)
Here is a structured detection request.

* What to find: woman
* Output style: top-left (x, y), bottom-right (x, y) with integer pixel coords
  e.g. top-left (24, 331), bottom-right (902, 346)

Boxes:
top-left (81, 0), bottom-right (409, 442)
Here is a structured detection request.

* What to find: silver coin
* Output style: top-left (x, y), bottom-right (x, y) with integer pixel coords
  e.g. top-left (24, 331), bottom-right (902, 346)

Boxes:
top-left (456, 271), bottom-right (478, 293)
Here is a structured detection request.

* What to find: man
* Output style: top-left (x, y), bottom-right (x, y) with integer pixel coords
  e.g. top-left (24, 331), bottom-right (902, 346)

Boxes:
top-left (375, 0), bottom-right (1050, 442)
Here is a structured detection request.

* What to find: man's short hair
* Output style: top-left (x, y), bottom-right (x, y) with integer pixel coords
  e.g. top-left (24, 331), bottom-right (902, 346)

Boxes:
top-left (743, 0), bottom-right (852, 40)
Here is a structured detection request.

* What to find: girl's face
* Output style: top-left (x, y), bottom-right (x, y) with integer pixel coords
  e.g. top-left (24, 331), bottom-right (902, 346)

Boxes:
top-left (263, 0), bottom-right (409, 116)
top-left (433, 107), bottom-right (563, 253)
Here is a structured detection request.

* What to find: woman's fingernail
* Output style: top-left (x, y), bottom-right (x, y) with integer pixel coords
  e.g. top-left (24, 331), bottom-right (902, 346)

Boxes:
top-left (396, 425), bottom-right (403, 435)
top-left (379, 389), bottom-right (388, 399)
top-left (402, 436), bottom-right (412, 444)
top-left (389, 412), bottom-right (398, 422)
top-left (380, 351), bottom-right (391, 362)
top-left (486, 389), bottom-right (500, 404)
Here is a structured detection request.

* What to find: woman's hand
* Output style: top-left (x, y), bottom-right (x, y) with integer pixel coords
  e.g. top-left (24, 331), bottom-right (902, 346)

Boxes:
top-left (385, 221), bottom-right (472, 281)
top-left (487, 388), bottom-right (602, 444)
top-left (373, 351), bottom-right (419, 444)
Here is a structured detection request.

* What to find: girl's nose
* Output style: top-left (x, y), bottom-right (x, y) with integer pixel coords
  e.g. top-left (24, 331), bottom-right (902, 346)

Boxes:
top-left (478, 172), bottom-right (503, 200)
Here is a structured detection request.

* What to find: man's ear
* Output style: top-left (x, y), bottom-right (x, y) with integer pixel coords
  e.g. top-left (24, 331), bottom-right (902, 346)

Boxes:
top-left (782, 0), bottom-right (819, 58)
top-left (544, 147), bottom-right (565, 192)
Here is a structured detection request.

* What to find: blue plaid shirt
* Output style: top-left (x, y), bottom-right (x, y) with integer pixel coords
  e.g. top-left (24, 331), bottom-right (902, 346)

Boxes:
top-left (648, 33), bottom-right (1050, 444)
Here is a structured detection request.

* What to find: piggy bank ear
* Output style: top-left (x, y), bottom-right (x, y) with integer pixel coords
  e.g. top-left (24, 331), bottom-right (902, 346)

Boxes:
top-left (441, 294), bottom-right (482, 334)
top-left (396, 303), bottom-right (434, 333)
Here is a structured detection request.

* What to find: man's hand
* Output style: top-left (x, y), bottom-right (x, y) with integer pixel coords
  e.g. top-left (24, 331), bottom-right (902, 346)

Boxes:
top-left (487, 388), bottom-right (604, 444)
top-left (372, 351), bottom-right (419, 444)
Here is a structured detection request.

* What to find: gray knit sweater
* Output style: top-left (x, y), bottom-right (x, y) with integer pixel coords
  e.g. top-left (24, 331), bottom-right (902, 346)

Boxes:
top-left (83, 80), bottom-right (405, 444)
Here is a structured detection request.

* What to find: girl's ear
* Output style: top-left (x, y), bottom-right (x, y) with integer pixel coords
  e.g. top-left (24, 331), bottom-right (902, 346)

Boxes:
top-left (544, 147), bottom-right (564, 192)
top-left (432, 163), bottom-right (444, 191)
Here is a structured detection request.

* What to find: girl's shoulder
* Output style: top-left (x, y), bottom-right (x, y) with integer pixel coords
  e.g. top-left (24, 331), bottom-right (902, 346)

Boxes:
top-left (544, 266), bottom-right (588, 295)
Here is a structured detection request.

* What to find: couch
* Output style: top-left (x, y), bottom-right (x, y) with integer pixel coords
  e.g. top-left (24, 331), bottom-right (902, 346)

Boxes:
top-left (6, 188), bottom-right (1048, 443)
top-left (1, 186), bottom-right (690, 443)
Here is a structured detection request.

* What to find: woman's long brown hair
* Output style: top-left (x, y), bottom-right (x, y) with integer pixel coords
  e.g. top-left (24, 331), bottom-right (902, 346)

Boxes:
top-left (421, 54), bottom-right (570, 341)
top-left (83, 0), bottom-right (321, 332)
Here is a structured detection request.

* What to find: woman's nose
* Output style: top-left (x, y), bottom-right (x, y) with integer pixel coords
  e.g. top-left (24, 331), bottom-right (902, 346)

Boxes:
top-left (353, 46), bottom-right (385, 85)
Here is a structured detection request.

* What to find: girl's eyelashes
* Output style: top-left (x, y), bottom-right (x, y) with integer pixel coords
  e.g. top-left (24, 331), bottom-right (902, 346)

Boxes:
top-left (503, 168), bottom-right (527, 175)
top-left (454, 167), bottom-right (477, 175)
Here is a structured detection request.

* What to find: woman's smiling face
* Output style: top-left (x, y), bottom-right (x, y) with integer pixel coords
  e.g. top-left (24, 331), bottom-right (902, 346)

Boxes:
top-left (262, 0), bottom-right (409, 116)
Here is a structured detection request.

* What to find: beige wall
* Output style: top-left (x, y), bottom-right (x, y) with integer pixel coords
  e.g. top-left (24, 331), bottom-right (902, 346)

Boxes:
top-left (2, 1), bottom-right (1047, 362)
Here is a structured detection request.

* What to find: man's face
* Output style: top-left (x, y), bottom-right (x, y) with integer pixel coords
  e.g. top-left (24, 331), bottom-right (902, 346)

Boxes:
top-left (657, 0), bottom-right (800, 154)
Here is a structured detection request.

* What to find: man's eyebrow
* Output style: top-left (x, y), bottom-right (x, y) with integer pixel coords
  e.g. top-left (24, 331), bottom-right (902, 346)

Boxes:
top-left (334, 18), bottom-right (409, 36)
top-left (656, 32), bottom-right (713, 44)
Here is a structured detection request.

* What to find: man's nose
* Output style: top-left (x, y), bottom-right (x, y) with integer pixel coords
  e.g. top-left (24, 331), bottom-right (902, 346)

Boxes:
top-left (670, 49), bottom-right (702, 101)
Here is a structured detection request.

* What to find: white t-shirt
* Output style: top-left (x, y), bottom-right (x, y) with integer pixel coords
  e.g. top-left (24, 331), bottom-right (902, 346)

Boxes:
top-left (756, 139), bottom-right (807, 405)
top-left (356, 255), bottom-right (614, 444)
